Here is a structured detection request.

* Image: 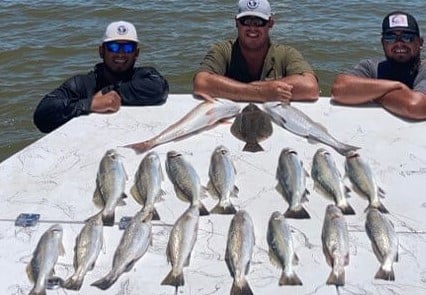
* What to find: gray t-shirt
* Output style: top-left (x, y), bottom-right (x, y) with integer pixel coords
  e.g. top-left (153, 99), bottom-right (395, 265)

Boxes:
top-left (349, 59), bottom-right (426, 93)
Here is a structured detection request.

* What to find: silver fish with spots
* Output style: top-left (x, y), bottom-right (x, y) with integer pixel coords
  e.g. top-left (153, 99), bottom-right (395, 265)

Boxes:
top-left (321, 204), bottom-right (350, 286)
top-left (267, 211), bottom-right (303, 286)
top-left (92, 149), bottom-right (128, 226)
top-left (166, 150), bottom-right (209, 216)
top-left (312, 148), bottom-right (356, 215)
top-left (365, 208), bottom-right (398, 281)
top-left (262, 102), bottom-right (359, 156)
top-left (62, 213), bottom-right (103, 291)
top-left (225, 210), bottom-right (255, 295)
top-left (207, 145), bottom-right (239, 214)
top-left (345, 151), bottom-right (388, 213)
top-left (27, 224), bottom-right (65, 295)
top-left (131, 151), bottom-right (166, 220)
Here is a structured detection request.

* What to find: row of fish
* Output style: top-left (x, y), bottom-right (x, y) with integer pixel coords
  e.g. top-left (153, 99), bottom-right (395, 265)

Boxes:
top-left (277, 147), bottom-right (389, 220)
top-left (26, 202), bottom-right (399, 294)
top-left (123, 98), bottom-right (360, 157)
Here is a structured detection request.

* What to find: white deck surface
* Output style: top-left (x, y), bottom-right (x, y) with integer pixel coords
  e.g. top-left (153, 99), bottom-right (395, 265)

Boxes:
top-left (0, 95), bottom-right (425, 295)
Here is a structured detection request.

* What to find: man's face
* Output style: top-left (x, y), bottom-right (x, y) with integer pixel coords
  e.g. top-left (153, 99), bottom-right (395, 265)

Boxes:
top-left (382, 30), bottom-right (424, 64)
top-left (99, 40), bottom-right (139, 73)
top-left (236, 16), bottom-right (273, 51)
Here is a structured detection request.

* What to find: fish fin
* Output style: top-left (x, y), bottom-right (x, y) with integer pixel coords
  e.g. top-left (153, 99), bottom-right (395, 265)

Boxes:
top-left (302, 189), bottom-right (310, 202)
top-left (198, 202), bottom-right (210, 216)
top-left (91, 271), bottom-right (119, 290)
top-left (206, 181), bottom-right (219, 199)
top-left (326, 268), bottom-right (345, 286)
top-left (161, 270), bottom-right (184, 287)
top-left (155, 189), bottom-right (167, 202)
top-left (378, 187), bottom-right (386, 198)
top-left (293, 253), bottom-right (300, 265)
top-left (231, 185), bottom-right (239, 198)
top-left (92, 186), bottom-right (105, 208)
top-left (284, 206), bottom-right (311, 219)
top-left (200, 186), bottom-right (209, 199)
top-left (339, 203), bottom-right (356, 215)
top-left (242, 142), bottom-right (264, 153)
top-left (279, 271), bottom-right (303, 286)
top-left (268, 249), bottom-right (282, 269)
top-left (130, 185), bottom-right (145, 205)
top-left (121, 139), bottom-right (156, 155)
top-left (374, 267), bottom-right (395, 281)
top-left (231, 277), bottom-right (253, 295)
top-left (175, 188), bottom-right (191, 203)
top-left (210, 202), bottom-right (237, 215)
top-left (26, 262), bottom-right (35, 283)
top-left (344, 185), bottom-right (352, 197)
top-left (225, 249), bottom-right (234, 277)
top-left (62, 276), bottom-right (84, 291)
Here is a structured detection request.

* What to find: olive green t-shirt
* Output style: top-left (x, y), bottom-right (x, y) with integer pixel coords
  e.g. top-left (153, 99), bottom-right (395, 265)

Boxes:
top-left (196, 39), bottom-right (315, 82)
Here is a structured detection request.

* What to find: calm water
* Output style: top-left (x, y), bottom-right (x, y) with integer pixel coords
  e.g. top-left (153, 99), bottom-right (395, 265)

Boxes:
top-left (0, 0), bottom-right (424, 162)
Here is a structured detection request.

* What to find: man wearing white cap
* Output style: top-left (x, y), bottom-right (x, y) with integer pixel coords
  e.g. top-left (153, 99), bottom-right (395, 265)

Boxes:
top-left (193, 0), bottom-right (319, 103)
top-left (34, 21), bottom-right (169, 133)
top-left (332, 11), bottom-right (425, 120)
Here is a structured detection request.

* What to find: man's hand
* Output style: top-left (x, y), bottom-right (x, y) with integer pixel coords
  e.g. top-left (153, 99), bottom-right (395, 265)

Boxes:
top-left (90, 90), bottom-right (122, 113)
top-left (251, 80), bottom-right (293, 102)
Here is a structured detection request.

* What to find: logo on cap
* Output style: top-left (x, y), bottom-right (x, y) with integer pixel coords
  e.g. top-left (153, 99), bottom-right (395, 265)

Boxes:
top-left (116, 25), bottom-right (128, 35)
top-left (389, 14), bottom-right (409, 28)
top-left (247, 0), bottom-right (260, 9)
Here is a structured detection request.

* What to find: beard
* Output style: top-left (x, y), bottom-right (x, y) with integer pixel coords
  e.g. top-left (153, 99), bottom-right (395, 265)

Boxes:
top-left (385, 53), bottom-right (421, 73)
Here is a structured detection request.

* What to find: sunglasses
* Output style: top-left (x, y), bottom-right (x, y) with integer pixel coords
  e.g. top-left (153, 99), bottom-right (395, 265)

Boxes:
top-left (105, 41), bottom-right (137, 54)
top-left (238, 16), bottom-right (269, 27)
top-left (382, 32), bottom-right (417, 44)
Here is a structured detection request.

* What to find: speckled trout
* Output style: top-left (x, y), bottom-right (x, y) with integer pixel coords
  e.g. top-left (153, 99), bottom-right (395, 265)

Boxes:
top-left (27, 224), bottom-right (65, 295)
top-left (267, 212), bottom-right (303, 286)
top-left (225, 210), bottom-right (255, 295)
top-left (345, 151), bottom-right (388, 213)
top-left (321, 204), bottom-right (350, 286)
top-left (365, 208), bottom-right (398, 281)
top-left (92, 149), bottom-right (128, 226)
top-left (207, 145), bottom-right (239, 214)
top-left (131, 151), bottom-right (166, 220)
top-left (262, 102), bottom-right (359, 156)
top-left (124, 98), bottom-right (241, 154)
top-left (62, 213), bottom-right (103, 290)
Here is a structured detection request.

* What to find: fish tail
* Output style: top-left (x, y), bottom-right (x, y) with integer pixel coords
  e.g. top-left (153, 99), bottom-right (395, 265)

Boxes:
top-left (210, 202), bottom-right (237, 215)
top-left (122, 140), bottom-right (155, 154)
top-left (28, 287), bottom-right (46, 295)
top-left (284, 206), bottom-right (310, 219)
top-left (198, 202), bottom-right (210, 216)
top-left (339, 203), bottom-right (356, 215)
top-left (151, 207), bottom-right (161, 220)
top-left (62, 275), bottom-right (84, 291)
top-left (161, 270), bottom-right (184, 287)
top-left (102, 211), bottom-right (115, 226)
top-left (279, 271), bottom-right (303, 286)
top-left (243, 143), bottom-right (264, 153)
top-left (91, 272), bottom-right (119, 290)
top-left (366, 202), bottom-right (389, 214)
top-left (326, 268), bottom-right (345, 286)
top-left (336, 143), bottom-right (361, 156)
top-left (374, 267), bottom-right (395, 281)
top-left (231, 278), bottom-right (254, 295)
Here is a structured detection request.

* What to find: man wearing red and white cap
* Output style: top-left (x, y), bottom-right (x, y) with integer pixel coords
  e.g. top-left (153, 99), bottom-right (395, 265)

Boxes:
top-left (34, 21), bottom-right (169, 133)
top-left (193, 0), bottom-right (319, 103)
top-left (332, 11), bottom-right (425, 120)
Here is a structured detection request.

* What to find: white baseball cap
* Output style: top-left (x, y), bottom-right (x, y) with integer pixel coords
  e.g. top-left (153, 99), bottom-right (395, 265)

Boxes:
top-left (102, 21), bottom-right (139, 43)
top-left (236, 0), bottom-right (272, 20)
